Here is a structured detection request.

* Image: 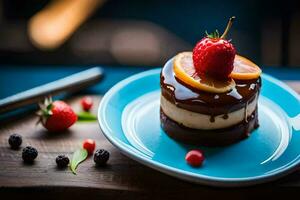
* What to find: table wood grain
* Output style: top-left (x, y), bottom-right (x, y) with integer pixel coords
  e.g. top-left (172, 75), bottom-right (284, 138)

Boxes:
top-left (1, 81), bottom-right (300, 199)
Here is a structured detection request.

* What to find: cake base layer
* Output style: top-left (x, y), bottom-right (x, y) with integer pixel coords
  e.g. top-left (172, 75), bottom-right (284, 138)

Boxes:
top-left (160, 108), bottom-right (259, 147)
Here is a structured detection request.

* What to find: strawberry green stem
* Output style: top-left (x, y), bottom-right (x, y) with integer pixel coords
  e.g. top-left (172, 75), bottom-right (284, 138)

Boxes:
top-left (221, 16), bottom-right (235, 39)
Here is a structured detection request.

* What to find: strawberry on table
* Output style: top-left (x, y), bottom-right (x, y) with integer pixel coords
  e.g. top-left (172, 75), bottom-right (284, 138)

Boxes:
top-left (37, 97), bottom-right (77, 132)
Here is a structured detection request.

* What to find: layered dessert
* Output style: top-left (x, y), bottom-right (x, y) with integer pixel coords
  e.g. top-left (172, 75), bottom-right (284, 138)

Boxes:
top-left (160, 17), bottom-right (262, 146)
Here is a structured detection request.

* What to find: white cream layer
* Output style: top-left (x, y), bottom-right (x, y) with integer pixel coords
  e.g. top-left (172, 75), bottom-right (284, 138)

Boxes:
top-left (161, 95), bottom-right (257, 130)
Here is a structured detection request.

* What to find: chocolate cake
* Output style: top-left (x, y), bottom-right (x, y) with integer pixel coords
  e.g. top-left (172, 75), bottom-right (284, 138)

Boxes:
top-left (160, 17), bottom-right (262, 146)
top-left (160, 58), bottom-right (261, 146)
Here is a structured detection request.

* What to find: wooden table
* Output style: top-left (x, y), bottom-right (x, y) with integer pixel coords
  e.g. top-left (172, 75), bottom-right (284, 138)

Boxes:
top-left (1, 82), bottom-right (300, 199)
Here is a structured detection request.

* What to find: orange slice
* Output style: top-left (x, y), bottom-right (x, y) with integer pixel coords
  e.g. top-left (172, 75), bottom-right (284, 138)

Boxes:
top-left (173, 52), bottom-right (235, 93)
top-left (230, 55), bottom-right (262, 80)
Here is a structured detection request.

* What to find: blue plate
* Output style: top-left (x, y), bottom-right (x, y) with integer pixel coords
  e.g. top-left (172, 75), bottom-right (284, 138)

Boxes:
top-left (98, 60), bottom-right (300, 187)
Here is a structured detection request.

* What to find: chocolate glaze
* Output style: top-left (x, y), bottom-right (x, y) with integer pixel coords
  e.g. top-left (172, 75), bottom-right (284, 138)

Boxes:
top-left (210, 115), bottom-right (215, 123)
top-left (222, 114), bottom-right (229, 119)
top-left (160, 59), bottom-right (261, 115)
top-left (160, 108), bottom-right (259, 146)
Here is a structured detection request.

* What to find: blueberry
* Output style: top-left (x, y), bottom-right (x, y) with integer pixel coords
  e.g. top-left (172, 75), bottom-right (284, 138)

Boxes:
top-left (56, 155), bottom-right (69, 168)
top-left (94, 149), bottom-right (109, 166)
top-left (8, 134), bottom-right (22, 149)
top-left (22, 146), bottom-right (38, 163)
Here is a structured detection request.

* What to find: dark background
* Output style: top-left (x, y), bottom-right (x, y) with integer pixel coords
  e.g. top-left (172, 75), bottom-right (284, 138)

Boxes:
top-left (0, 0), bottom-right (299, 67)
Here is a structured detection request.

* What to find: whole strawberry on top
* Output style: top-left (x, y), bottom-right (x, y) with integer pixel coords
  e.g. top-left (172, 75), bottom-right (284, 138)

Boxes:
top-left (37, 97), bottom-right (77, 132)
top-left (193, 16), bottom-right (236, 80)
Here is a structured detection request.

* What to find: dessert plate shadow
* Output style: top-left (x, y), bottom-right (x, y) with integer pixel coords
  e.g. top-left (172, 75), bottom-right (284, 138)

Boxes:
top-left (98, 68), bottom-right (300, 187)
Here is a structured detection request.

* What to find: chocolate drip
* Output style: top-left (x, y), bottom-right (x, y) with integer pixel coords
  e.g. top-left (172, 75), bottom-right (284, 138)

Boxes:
top-left (244, 101), bottom-right (249, 123)
top-left (222, 114), bottom-right (229, 119)
top-left (160, 60), bottom-right (261, 115)
top-left (243, 109), bottom-right (258, 138)
top-left (254, 105), bottom-right (260, 129)
top-left (210, 115), bottom-right (215, 123)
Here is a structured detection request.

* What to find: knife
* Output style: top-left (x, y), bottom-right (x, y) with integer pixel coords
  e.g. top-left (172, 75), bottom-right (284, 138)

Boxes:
top-left (0, 67), bottom-right (104, 114)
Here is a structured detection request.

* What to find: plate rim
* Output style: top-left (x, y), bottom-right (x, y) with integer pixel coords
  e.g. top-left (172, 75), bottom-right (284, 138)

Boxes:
top-left (98, 68), bottom-right (300, 187)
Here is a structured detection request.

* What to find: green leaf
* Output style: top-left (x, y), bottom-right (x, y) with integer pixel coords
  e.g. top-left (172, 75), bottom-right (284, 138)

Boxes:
top-left (70, 148), bottom-right (88, 174)
top-left (205, 29), bottom-right (220, 39)
top-left (77, 112), bottom-right (97, 122)
top-left (46, 103), bottom-right (53, 111)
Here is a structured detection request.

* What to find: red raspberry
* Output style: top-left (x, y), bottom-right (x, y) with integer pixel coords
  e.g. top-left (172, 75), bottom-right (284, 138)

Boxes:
top-left (185, 150), bottom-right (205, 167)
top-left (193, 17), bottom-right (236, 80)
top-left (81, 96), bottom-right (93, 111)
top-left (83, 139), bottom-right (96, 155)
